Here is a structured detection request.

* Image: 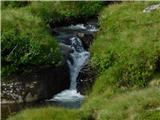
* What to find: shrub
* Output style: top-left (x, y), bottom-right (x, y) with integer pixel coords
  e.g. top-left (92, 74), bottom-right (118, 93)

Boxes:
top-left (1, 8), bottom-right (61, 77)
top-left (1, 1), bottom-right (30, 9)
top-left (29, 1), bottom-right (102, 23)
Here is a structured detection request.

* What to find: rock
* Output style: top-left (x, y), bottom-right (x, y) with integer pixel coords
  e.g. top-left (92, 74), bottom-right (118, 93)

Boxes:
top-left (77, 32), bottom-right (94, 50)
top-left (1, 63), bottom-right (70, 103)
top-left (59, 43), bottom-right (74, 64)
top-left (149, 80), bottom-right (160, 87)
top-left (155, 56), bottom-right (160, 72)
top-left (143, 4), bottom-right (160, 13)
top-left (77, 63), bottom-right (97, 95)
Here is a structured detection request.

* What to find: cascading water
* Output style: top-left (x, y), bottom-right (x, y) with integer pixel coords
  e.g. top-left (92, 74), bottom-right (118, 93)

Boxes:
top-left (47, 21), bottom-right (98, 108)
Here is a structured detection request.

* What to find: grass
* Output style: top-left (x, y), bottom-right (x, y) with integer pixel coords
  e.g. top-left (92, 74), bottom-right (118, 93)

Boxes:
top-left (6, 1), bottom-right (160, 120)
top-left (7, 107), bottom-right (81, 120)
top-left (91, 1), bottom-right (160, 88)
top-left (83, 87), bottom-right (160, 120)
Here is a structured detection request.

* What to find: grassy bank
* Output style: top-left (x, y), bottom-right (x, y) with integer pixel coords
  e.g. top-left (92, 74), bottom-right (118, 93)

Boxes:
top-left (6, 1), bottom-right (160, 120)
top-left (91, 2), bottom-right (160, 90)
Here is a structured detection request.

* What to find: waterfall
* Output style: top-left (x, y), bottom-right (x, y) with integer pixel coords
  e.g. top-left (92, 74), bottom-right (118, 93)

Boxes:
top-left (48, 37), bottom-right (89, 108)
top-left (68, 51), bottom-right (90, 90)
top-left (47, 22), bottom-right (97, 108)
top-left (67, 37), bottom-right (90, 90)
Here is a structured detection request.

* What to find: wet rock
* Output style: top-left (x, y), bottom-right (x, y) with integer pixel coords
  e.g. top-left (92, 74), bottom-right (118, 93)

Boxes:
top-left (77, 63), bottom-right (98, 95)
top-left (143, 4), bottom-right (160, 13)
top-left (155, 56), bottom-right (160, 72)
top-left (1, 63), bottom-right (70, 103)
top-left (53, 21), bottom-right (98, 50)
top-left (59, 43), bottom-right (74, 64)
top-left (77, 33), bottom-right (94, 50)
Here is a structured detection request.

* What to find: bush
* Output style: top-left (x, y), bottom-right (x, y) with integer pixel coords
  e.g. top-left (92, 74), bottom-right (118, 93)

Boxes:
top-left (1, 8), bottom-right (61, 77)
top-left (29, 1), bottom-right (102, 23)
top-left (1, 1), bottom-right (30, 9)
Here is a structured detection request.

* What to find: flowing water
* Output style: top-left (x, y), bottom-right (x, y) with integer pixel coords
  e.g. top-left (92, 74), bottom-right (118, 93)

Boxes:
top-left (46, 21), bottom-right (98, 108)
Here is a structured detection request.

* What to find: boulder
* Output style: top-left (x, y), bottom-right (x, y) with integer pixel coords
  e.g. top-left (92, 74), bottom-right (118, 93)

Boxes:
top-left (77, 32), bottom-right (94, 50)
top-left (77, 63), bottom-right (97, 95)
top-left (143, 4), bottom-right (160, 13)
top-left (59, 43), bottom-right (74, 64)
top-left (1, 63), bottom-right (70, 103)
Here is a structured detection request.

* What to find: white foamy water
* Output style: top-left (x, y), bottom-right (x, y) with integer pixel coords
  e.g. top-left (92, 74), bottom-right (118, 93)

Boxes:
top-left (69, 23), bottom-right (98, 32)
top-left (87, 24), bottom-right (98, 32)
top-left (51, 90), bottom-right (83, 102)
top-left (68, 51), bottom-right (90, 90)
top-left (69, 24), bottom-right (86, 30)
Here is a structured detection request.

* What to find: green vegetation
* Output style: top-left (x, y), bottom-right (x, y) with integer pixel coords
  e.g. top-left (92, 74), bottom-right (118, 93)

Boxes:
top-left (91, 2), bottom-right (160, 89)
top-left (5, 1), bottom-right (160, 120)
top-left (1, 1), bottom-right (102, 77)
top-left (1, 1), bottom-right (30, 9)
top-left (83, 87), bottom-right (160, 120)
top-left (8, 107), bottom-right (81, 120)
top-left (1, 8), bottom-right (61, 77)
top-left (30, 1), bottom-right (102, 23)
